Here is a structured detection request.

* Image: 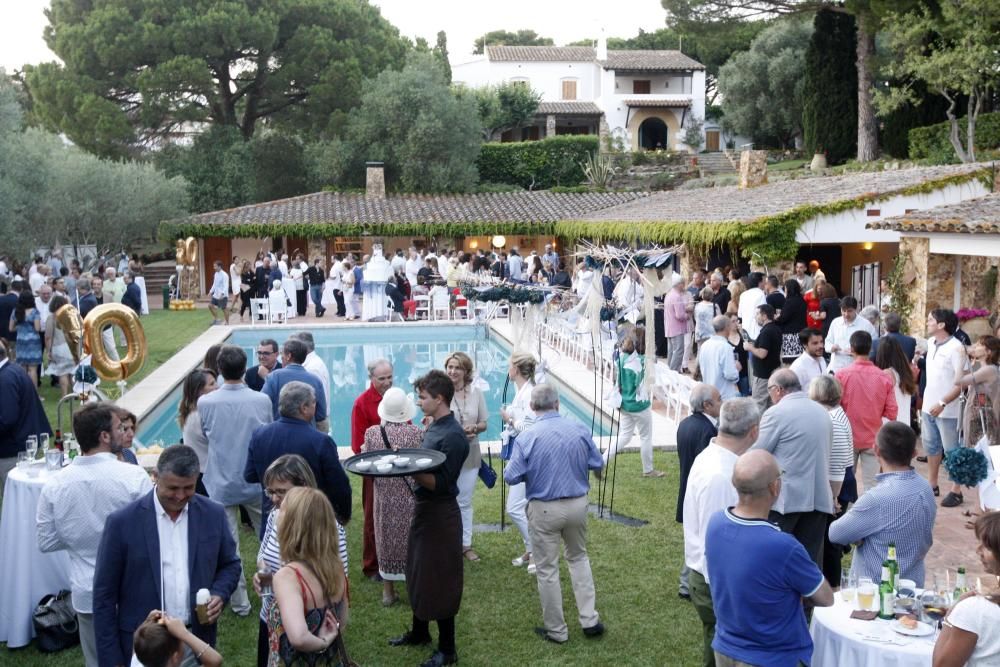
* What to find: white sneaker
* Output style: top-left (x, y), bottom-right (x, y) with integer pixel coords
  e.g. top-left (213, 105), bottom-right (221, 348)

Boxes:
top-left (527, 563), bottom-right (537, 575)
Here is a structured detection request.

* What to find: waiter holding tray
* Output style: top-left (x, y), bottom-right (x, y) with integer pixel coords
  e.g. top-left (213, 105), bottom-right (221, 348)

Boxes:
top-left (388, 369), bottom-right (468, 667)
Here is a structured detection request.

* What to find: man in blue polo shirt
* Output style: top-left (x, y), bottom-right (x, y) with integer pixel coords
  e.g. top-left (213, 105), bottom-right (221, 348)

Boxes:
top-left (261, 337), bottom-right (328, 432)
top-left (705, 450), bottom-right (833, 667)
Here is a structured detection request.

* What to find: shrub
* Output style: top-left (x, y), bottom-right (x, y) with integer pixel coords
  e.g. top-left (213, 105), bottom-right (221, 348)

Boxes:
top-left (476, 136), bottom-right (598, 189)
top-left (908, 112), bottom-right (1000, 163)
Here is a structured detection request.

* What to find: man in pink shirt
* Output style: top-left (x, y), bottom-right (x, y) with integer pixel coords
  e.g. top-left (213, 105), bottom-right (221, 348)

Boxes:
top-left (835, 330), bottom-right (897, 494)
top-left (664, 275), bottom-right (691, 372)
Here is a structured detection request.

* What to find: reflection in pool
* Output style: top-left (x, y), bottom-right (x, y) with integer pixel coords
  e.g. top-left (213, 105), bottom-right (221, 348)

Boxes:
top-left (138, 325), bottom-right (609, 447)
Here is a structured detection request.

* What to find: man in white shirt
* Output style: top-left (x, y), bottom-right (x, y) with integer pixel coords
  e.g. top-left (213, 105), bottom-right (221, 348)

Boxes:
top-left (405, 247), bottom-right (422, 288)
top-left (291, 331), bottom-right (331, 431)
top-left (683, 398), bottom-right (761, 667)
top-left (612, 268), bottom-right (644, 323)
top-left (737, 272), bottom-right (767, 340)
top-left (391, 248), bottom-right (407, 275)
top-left (507, 248), bottom-right (524, 282)
top-left (29, 264), bottom-right (48, 296)
top-left (329, 256), bottom-right (346, 317)
top-left (698, 315), bottom-right (741, 399)
top-left (825, 296), bottom-right (877, 372)
top-left (35, 284), bottom-right (53, 328)
top-left (208, 260), bottom-right (230, 325)
top-left (37, 404), bottom-right (153, 667)
top-left (922, 309), bottom-right (968, 507)
top-left (789, 328), bottom-right (827, 389)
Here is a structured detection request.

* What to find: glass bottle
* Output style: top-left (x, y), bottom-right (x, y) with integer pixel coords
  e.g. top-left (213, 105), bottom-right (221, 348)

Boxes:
top-left (886, 543), bottom-right (899, 592)
top-left (878, 564), bottom-right (895, 620)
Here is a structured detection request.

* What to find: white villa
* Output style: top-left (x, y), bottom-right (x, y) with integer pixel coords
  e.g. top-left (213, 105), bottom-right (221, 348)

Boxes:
top-left (451, 39), bottom-right (710, 152)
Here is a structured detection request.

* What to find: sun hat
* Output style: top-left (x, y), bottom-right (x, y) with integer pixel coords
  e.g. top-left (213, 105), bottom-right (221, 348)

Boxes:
top-left (377, 387), bottom-right (416, 423)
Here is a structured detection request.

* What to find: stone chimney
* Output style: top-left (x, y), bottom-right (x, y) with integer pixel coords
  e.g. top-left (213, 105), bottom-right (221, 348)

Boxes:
top-left (366, 161), bottom-right (386, 199)
top-left (596, 30), bottom-right (607, 61)
top-left (739, 150), bottom-right (768, 189)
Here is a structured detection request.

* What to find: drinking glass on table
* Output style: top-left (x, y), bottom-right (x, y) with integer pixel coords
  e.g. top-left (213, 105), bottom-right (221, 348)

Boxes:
top-left (39, 433), bottom-right (50, 455)
top-left (840, 571), bottom-right (857, 603)
top-left (25, 435), bottom-right (38, 461)
top-left (857, 577), bottom-right (876, 611)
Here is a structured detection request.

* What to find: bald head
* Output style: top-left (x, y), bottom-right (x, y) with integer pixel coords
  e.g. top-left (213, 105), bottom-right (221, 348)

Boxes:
top-left (732, 450), bottom-right (781, 500)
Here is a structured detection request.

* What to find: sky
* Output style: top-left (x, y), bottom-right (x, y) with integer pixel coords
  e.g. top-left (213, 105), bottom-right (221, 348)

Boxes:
top-left (0, 0), bottom-right (670, 72)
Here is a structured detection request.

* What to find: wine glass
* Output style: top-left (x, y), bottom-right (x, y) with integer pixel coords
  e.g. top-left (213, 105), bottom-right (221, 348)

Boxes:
top-left (840, 570), bottom-right (858, 604)
top-left (39, 433), bottom-right (50, 454)
top-left (25, 435), bottom-right (38, 461)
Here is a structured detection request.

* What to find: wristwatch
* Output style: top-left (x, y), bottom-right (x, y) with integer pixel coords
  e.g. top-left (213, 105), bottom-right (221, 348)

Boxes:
top-left (938, 400), bottom-right (947, 409)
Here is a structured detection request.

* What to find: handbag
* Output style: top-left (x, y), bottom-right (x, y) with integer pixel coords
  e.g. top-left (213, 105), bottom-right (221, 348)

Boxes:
top-left (478, 449), bottom-right (497, 488)
top-left (32, 589), bottom-right (79, 653)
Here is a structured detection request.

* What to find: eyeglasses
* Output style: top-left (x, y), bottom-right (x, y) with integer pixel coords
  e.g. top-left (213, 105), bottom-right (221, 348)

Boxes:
top-left (256, 350), bottom-right (275, 356)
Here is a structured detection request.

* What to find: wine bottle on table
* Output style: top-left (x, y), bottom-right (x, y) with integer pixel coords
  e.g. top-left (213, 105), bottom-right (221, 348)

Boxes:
top-left (878, 564), bottom-right (895, 620)
top-left (54, 429), bottom-right (63, 452)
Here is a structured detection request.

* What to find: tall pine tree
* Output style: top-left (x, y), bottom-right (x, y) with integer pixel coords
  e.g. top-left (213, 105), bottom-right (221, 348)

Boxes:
top-left (802, 9), bottom-right (857, 164)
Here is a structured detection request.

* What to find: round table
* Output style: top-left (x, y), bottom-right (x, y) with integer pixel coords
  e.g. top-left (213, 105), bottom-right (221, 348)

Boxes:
top-left (0, 465), bottom-right (71, 648)
top-left (810, 596), bottom-right (935, 667)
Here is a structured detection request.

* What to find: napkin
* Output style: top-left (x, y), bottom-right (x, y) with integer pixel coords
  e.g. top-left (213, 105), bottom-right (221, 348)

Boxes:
top-left (850, 610), bottom-right (878, 621)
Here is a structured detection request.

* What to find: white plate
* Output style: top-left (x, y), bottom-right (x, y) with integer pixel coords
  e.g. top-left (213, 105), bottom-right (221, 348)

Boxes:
top-left (890, 619), bottom-right (934, 637)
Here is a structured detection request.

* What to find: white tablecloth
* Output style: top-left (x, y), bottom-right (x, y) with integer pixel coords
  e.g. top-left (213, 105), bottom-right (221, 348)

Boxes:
top-left (0, 466), bottom-right (71, 648)
top-left (362, 281), bottom-right (388, 321)
top-left (811, 596), bottom-right (934, 667)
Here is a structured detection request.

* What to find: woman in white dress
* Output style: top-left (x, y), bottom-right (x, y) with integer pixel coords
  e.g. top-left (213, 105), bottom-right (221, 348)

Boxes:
top-left (43, 295), bottom-right (78, 396)
top-left (500, 351), bottom-right (537, 573)
top-left (874, 336), bottom-right (916, 424)
top-left (445, 352), bottom-right (489, 562)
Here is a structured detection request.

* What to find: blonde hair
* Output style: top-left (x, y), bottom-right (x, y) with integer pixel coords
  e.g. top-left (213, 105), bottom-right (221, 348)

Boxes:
top-left (278, 488), bottom-right (345, 601)
top-left (444, 351), bottom-right (475, 386)
top-left (509, 351), bottom-right (537, 381)
top-left (728, 280), bottom-right (745, 311)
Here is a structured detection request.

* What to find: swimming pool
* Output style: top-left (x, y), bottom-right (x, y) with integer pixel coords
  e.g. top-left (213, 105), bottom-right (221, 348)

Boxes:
top-left (137, 324), bottom-right (609, 447)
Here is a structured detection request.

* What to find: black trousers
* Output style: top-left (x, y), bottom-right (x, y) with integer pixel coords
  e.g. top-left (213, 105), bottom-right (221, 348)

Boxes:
top-left (412, 614), bottom-right (456, 655)
top-left (333, 289), bottom-right (346, 317)
top-left (822, 504), bottom-right (851, 587)
top-left (258, 619), bottom-right (268, 667)
top-left (295, 289), bottom-right (307, 316)
top-left (240, 289), bottom-right (252, 316)
top-left (769, 509), bottom-right (828, 571)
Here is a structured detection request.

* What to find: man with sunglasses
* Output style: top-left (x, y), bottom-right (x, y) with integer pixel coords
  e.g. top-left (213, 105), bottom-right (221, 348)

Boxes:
top-left (244, 338), bottom-right (281, 392)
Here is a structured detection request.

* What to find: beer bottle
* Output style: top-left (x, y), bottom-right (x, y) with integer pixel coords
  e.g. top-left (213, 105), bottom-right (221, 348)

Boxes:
top-left (886, 543), bottom-right (899, 592)
top-left (878, 564), bottom-right (895, 620)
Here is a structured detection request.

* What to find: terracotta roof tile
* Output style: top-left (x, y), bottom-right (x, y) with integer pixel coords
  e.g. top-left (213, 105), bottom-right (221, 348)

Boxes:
top-left (536, 101), bottom-right (603, 115)
top-left (485, 46), bottom-right (704, 70)
top-left (624, 98), bottom-right (692, 108)
top-left (867, 192), bottom-right (1000, 234)
top-left (579, 164), bottom-right (989, 223)
top-left (603, 50), bottom-right (705, 71)
top-left (486, 46), bottom-right (595, 62)
top-left (176, 191), bottom-right (648, 229)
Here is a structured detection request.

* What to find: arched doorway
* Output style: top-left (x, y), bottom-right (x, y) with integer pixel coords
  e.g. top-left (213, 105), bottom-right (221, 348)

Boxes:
top-left (638, 117), bottom-right (668, 150)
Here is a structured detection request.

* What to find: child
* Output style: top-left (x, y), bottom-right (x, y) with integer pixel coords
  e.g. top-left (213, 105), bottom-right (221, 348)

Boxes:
top-left (132, 610), bottom-right (222, 667)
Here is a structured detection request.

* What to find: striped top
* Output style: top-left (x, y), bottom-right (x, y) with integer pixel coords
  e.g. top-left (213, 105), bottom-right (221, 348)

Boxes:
top-left (827, 407), bottom-right (853, 483)
top-left (828, 469), bottom-right (937, 586)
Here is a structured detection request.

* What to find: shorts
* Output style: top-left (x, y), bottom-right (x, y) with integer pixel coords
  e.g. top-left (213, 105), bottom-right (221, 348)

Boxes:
top-left (210, 296), bottom-right (228, 309)
top-left (920, 412), bottom-right (959, 457)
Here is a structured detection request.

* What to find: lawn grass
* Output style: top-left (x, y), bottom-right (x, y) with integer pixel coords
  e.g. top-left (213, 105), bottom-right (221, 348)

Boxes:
top-left (769, 159), bottom-right (809, 172)
top-left (1, 451), bottom-right (704, 666)
top-left (38, 309), bottom-right (211, 428)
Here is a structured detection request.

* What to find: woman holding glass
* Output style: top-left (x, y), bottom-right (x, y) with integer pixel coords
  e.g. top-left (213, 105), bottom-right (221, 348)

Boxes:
top-left (501, 351), bottom-right (537, 573)
top-left (444, 352), bottom-right (488, 562)
top-left (933, 512), bottom-right (1000, 666)
top-left (362, 387), bottom-right (422, 607)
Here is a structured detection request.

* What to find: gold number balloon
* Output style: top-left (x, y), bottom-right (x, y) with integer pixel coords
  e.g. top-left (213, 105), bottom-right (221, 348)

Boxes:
top-left (54, 304), bottom-right (84, 364)
top-left (82, 304), bottom-right (148, 382)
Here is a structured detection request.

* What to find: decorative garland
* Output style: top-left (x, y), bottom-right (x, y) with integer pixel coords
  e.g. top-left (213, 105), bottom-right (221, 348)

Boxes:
top-left (460, 284), bottom-right (546, 304)
top-left (944, 447), bottom-right (989, 488)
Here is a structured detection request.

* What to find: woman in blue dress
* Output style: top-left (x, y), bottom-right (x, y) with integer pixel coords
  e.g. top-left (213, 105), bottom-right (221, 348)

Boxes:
top-left (9, 290), bottom-right (42, 387)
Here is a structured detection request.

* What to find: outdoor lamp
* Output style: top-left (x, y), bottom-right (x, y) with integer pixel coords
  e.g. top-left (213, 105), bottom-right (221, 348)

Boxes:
top-left (492, 235), bottom-right (506, 249)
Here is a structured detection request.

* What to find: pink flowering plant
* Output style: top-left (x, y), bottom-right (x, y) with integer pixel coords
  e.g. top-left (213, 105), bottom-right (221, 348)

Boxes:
top-left (956, 308), bottom-right (990, 322)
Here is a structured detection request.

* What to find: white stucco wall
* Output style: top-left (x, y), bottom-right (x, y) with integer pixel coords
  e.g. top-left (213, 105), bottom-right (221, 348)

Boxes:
top-left (795, 179), bottom-right (991, 244)
top-left (927, 234), bottom-right (1000, 257)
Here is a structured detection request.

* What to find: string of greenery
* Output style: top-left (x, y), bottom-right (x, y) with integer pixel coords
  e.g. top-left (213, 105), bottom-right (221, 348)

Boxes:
top-left (460, 284), bottom-right (546, 304)
top-left (161, 169), bottom-right (991, 267)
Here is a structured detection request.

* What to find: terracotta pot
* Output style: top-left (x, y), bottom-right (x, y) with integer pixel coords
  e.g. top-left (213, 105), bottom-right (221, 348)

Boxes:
top-left (962, 316), bottom-right (992, 342)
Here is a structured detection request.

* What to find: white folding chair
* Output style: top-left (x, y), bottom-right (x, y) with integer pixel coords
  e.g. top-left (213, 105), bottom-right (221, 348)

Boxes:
top-left (268, 293), bottom-right (287, 324)
top-left (249, 298), bottom-right (269, 325)
top-left (386, 298), bottom-right (403, 322)
top-left (453, 296), bottom-right (470, 320)
top-left (414, 295), bottom-right (430, 320)
top-left (431, 290), bottom-right (451, 320)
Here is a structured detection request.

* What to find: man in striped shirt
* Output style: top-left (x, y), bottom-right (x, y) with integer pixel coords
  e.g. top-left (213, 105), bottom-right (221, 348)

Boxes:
top-left (829, 422), bottom-right (936, 586)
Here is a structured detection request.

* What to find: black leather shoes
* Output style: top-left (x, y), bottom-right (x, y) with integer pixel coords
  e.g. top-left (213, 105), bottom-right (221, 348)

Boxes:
top-left (419, 650), bottom-right (458, 666)
top-left (534, 627), bottom-right (567, 644)
top-left (388, 632), bottom-right (432, 647)
top-left (583, 622), bottom-right (605, 638)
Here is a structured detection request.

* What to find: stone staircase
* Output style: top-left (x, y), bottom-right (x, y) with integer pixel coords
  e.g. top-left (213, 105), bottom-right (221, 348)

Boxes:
top-left (141, 261), bottom-right (177, 309)
top-left (695, 151), bottom-right (739, 175)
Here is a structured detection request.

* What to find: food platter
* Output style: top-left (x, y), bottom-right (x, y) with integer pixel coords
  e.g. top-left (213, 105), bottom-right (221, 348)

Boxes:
top-left (344, 448), bottom-right (446, 478)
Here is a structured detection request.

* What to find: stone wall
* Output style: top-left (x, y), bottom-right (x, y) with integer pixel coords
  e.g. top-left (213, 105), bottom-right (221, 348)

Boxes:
top-left (899, 236), bottom-right (929, 335)
top-left (739, 150), bottom-right (768, 189)
top-left (307, 239), bottom-right (325, 263)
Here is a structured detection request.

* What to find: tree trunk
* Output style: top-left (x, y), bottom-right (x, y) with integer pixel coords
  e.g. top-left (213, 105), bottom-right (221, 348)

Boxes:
top-left (942, 92), bottom-right (970, 163)
top-left (967, 90), bottom-right (982, 163)
top-left (855, 12), bottom-right (878, 162)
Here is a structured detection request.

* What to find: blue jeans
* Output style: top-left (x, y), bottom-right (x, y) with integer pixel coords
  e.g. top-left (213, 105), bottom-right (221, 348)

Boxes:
top-left (921, 412), bottom-right (959, 457)
top-left (309, 285), bottom-right (324, 313)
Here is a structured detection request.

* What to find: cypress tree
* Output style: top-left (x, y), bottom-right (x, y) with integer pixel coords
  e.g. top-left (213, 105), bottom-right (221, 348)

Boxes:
top-left (802, 9), bottom-right (858, 164)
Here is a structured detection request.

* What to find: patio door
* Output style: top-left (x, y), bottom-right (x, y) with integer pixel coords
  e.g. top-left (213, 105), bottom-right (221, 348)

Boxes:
top-left (705, 130), bottom-right (720, 152)
top-left (202, 237), bottom-right (232, 295)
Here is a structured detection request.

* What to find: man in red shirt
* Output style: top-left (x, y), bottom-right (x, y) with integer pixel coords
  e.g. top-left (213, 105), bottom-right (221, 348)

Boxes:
top-left (835, 331), bottom-right (897, 494)
top-left (351, 358), bottom-right (395, 580)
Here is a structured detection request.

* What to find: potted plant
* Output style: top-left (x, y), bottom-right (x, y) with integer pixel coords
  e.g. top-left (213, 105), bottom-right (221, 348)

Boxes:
top-left (810, 147), bottom-right (828, 171)
top-left (957, 308), bottom-right (992, 341)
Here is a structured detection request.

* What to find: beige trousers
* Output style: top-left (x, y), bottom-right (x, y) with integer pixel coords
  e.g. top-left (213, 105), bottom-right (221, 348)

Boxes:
top-left (527, 495), bottom-right (599, 641)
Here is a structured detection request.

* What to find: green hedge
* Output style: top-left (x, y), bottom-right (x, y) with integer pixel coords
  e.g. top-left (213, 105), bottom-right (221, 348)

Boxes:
top-left (909, 112), bottom-right (1000, 163)
top-left (476, 136), bottom-right (599, 189)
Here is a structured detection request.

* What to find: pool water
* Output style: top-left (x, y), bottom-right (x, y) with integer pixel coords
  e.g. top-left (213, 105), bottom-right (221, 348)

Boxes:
top-left (138, 325), bottom-right (609, 447)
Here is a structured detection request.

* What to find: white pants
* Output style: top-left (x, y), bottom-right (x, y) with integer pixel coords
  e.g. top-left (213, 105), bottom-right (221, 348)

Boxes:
top-left (604, 408), bottom-right (654, 474)
top-left (457, 466), bottom-right (478, 548)
top-left (224, 501), bottom-right (261, 614)
top-left (101, 327), bottom-right (120, 362)
top-left (346, 293), bottom-right (361, 319)
top-left (506, 482), bottom-right (532, 552)
top-left (78, 612), bottom-right (98, 667)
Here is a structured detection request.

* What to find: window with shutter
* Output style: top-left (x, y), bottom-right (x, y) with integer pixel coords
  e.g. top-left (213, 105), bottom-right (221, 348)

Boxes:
top-left (561, 80), bottom-right (577, 100)
top-left (633, 80), bottom-right (651, 94)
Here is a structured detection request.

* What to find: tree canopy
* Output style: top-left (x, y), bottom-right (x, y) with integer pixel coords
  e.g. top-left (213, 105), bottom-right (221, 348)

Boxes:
top-left (23, 0), bottom-right (410, 158)
top-left (802, 9), bottom-right (857, 163)
top-left (717, 17), bottom-right (812, 148)
top-left (463, 82), bottom-right (541, 141)
top-left (0, 74), bottom-right (188, 259)
top-left (473, 29), bottom-right (554, 54)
